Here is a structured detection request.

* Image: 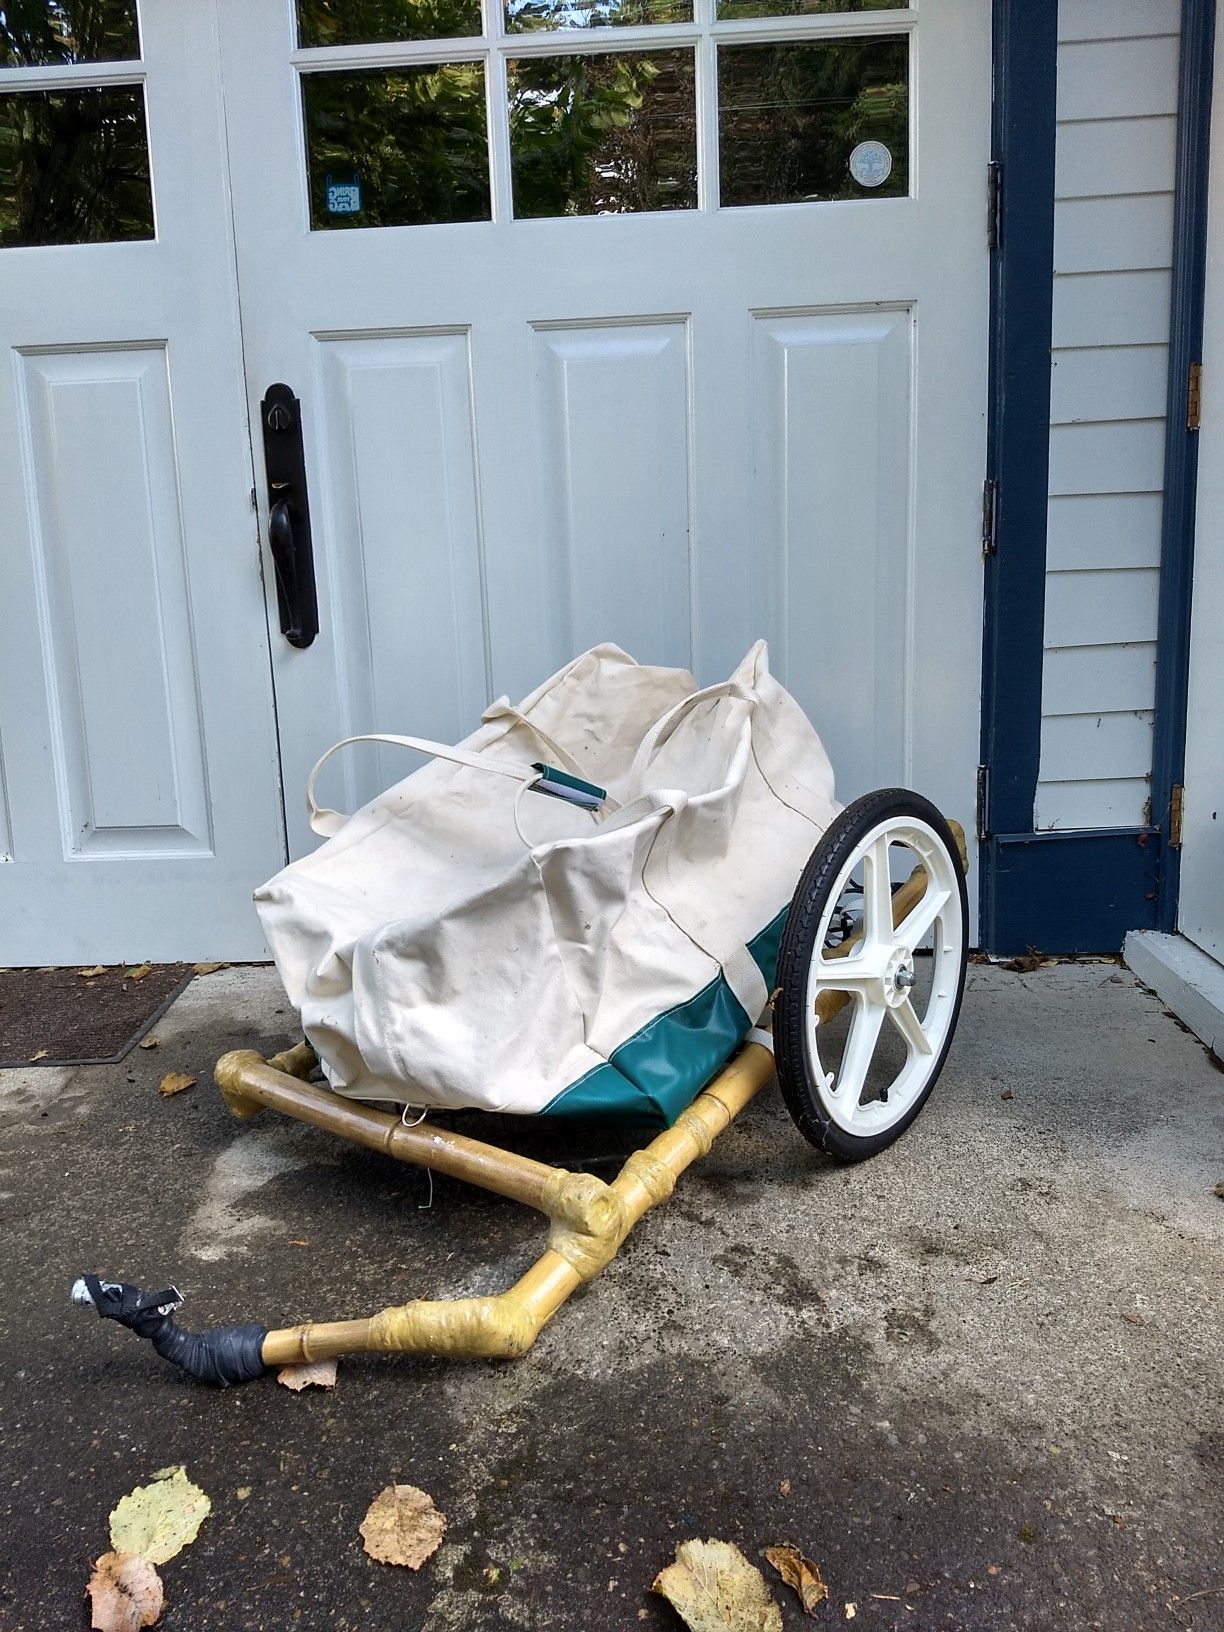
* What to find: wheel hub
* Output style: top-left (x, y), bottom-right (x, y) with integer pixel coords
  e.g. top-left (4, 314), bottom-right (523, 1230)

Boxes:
top-left (882, 945), bottom-right (915, 1008)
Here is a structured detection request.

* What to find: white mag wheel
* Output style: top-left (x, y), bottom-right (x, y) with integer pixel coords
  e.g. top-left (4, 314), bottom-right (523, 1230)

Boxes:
top-left (774, 789), bottom-right (968, 1161)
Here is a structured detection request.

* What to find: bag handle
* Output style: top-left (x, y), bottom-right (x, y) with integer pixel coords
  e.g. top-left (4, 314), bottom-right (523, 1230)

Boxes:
top-left (625, 679), bottom-right (757, 801)
top-left (307, 733), bottom-right (540, 838)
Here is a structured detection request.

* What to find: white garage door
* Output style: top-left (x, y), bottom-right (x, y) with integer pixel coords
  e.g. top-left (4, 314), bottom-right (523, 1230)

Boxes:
top-left (218, 0), bottom-right (990, 862)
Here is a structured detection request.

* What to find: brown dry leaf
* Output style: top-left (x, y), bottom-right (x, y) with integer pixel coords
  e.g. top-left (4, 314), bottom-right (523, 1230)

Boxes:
top-left (109, 1466), bottom-right (211, 1564)
top-left (653, 1539), bottom-right (782, 1632)
top-left (78, 965), bottom-right (108, 979)
top-left (1000, 953), bottom-right (1058, 973)
top-left (360, 1484), bottom-right (446, 1569)
top-left (86, 1552), bottom-right (163, 1631)
top-left (778, 1479), bottom-right (792, 1498)
top-left (125, 964), bottom-right (153, 982)
top-left (193, 962), bottom-right (225, 975)
top-left (158, 1072), bottom-right (197, 1099)
top-left (277, 1358), bottom-right (338, 1391)
top-left (138, 1037), bottom-right (159, 1051)
top-left (28, 1047), bottom-right (50, 1062)
top-left (765, 1545), bottom-right (829, 1616)
top-left (1120, 1311), bottom-right (1146, 1327)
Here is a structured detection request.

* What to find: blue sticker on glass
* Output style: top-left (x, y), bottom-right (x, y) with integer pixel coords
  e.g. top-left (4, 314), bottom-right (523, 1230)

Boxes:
top-left (326, 174), bottom-right (362, 215)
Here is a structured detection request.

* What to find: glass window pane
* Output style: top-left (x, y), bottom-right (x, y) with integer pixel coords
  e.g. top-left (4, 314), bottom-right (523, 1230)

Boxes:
top-left (510, 49), bottom-right (696, 219)
top-left (506, 0), bottom-right (692, 34)
top-left (296, 0), bottom-right (480, 47)
top-left (0, 1), bottom-right (139, 67)
top-left (718, 36), bottom-right (907, 207)
top-left (301, 65), bottom-right (490, 230)
top-left (717, 0), bottom-right (897, 19)
top-left (0, 85), bottom-right (153, 246)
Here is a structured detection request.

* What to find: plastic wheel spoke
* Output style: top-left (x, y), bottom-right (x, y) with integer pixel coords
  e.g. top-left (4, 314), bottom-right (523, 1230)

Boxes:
top-left (893, 883), bottom-right (951, 951)
top-left (811, 951), bottom-right (880, 991)
top-left (861, 836), bottom-right (895, 950)
top-left (835, 997), bottom-right (886, 1107)
top-left (887, 994), bottom-right (932, 1057)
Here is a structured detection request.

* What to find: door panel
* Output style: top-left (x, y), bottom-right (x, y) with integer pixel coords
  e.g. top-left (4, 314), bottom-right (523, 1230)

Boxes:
top-left (0, 2), bottom-right (284, 961)
top-left (218, 0), bottom-right (989, 872)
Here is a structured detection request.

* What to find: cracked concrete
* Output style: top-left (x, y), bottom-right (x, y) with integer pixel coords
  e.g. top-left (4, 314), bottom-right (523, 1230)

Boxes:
top-left (0, 962), bottom-right (1220, 1630)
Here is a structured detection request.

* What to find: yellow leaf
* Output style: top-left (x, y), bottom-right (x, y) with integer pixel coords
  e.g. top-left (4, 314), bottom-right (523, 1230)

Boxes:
top-left (86, 1553), bottom-right (163, 1631)
top-left (193, 962), bottom-right (225, 975)
top-left (276, 1358), bottom-right (337, 1391)
top-left (108, 1466), bottom-right (211, 1565)
top-left (78, 966), bottom-right (108, 979)
top-left (158, 1072), bottom-right (197, 1099)
top-left (765, 1546), bottom-right (829, 1615)
top-left (28, 1047), bottom-right (50, 1062)
top-left (653, 1539), bottom-right (782, 1632)
top-left (126, 964), bottom-right (153, 981)
top-left (359, 1484), bottom-right (446, 1569)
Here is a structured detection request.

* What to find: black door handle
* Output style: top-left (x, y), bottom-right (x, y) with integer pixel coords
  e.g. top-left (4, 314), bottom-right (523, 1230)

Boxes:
top-left (260, 384), bottom-right (319, 649)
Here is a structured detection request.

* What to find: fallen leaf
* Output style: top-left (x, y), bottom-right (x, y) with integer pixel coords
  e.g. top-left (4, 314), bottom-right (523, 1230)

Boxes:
top-left (236, 1488), bottom-right (252, 1501)
top-left (276, 1358), bottom-right (337, 1391)
top-left (86, 1553), bottom-right (163, 1631)
top-left (999, 953), bottom-right (1058, 973)
top-left (844, 1605), bottom-right (857, 1621)
top-left (1000, 1089), bottom-right (1014, 1101)
top-left (1120, 1311), bottom-right (1146, 1327)
top-left (1110, 1513), bottom-right (1127, 1529)
top-left (158, 1072), bottom-right (197, 1099)
top-left (193, 962), bottom-right (225, 975)
top-left (765, 1545), bottom-right (828, 1615)
top-left (28, 1047), bottom-right (50, 1062)
top-left (138, 1037), bottom-right (159, 1050)
top-left (78, 966), bottom-right (108, 979)
top-left (653, 1539), bottom-right (782, 1632)
top-left (360, 1484), bottom-right (446, 1569)
top-left (778, 1479), bottom-right (791, 1498)
top-left (125, 964), bottom-right (153, 982)
top-left (109, 1466), bottom-right (211, 1564)
top-left (288, 1238), bottom-right (310, 1247)
top-left (1214, 1181), bottom-right (1224, 1199)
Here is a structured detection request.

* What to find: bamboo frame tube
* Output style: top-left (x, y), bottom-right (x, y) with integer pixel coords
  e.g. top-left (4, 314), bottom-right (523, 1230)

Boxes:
top-left (214, 1051), bottom-right (567, 1214)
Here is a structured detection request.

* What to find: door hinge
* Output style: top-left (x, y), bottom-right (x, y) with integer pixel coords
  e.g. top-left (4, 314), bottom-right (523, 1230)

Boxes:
top-left (976, 764), bottom-right (990, 842)
top-left (981, 476), bottom-right (998, 558)
top-left (1187, 362), bottom-right (1202, 431)
top-left (987, 159), bottom-right (1002, 253)
top-left (1170, 782), bottom-right (1184, 848)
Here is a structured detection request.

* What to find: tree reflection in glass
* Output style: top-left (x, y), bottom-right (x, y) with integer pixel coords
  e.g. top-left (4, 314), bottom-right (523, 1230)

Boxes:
top-left (0, 0), bottom-right (139, 67)
top-left (0, 85), bottom-right (153, 246)
top-left (296, 0), bottom-right (481, 47)
top-left (506, 0), bottom-right (691, 32)
top-left (510, 49), bottom-right (696, 218)
top-left (718, 36), bottom-right (907, 207)
top-left (301, 64), bottom-right (491, 229)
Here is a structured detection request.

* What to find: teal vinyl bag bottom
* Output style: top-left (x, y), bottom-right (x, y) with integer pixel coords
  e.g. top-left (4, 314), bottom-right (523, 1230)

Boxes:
top-left (541, 908), bottom-right (788, 1128)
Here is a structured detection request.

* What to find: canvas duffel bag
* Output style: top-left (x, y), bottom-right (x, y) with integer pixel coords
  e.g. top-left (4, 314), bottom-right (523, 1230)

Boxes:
top-left (255, 640), bottom-right (839, 1125)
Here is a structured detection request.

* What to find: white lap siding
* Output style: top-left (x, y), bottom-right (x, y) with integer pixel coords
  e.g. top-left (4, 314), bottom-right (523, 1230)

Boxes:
top-left (1034, 0), bottom-right (1181, 831)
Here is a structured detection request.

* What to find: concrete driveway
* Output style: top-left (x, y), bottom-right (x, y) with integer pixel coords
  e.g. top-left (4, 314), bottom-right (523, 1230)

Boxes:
top-left (0, 962), bottom-right (1220, 1631)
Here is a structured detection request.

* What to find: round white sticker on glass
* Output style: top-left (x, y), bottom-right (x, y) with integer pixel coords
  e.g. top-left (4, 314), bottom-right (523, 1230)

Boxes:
top-left (848, 140), bottom-right (893, 189)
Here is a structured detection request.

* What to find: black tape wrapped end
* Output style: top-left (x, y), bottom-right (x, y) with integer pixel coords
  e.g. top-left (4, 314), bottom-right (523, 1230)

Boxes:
top-left (82, 1275), bottom-right (268, 1388)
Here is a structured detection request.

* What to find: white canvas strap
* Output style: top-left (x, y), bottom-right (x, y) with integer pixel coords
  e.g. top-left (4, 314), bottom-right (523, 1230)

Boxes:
top-left (626, 679), bottom-right (756, 800)
top-left (307, 734), bottom-right (539, 838)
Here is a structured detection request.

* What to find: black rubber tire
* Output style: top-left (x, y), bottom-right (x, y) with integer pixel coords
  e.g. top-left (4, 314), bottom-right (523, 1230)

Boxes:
top-left (774, 788), bottom-right (968, 1162)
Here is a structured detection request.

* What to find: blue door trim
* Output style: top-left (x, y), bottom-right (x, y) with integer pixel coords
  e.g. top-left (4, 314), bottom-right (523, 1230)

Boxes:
top-left (980, 0), bottom-right (1217, 955)
top-left (1151, 0), bottom-right (1217, 932)
top-left (979, 0), bottom-right (1059, 952)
